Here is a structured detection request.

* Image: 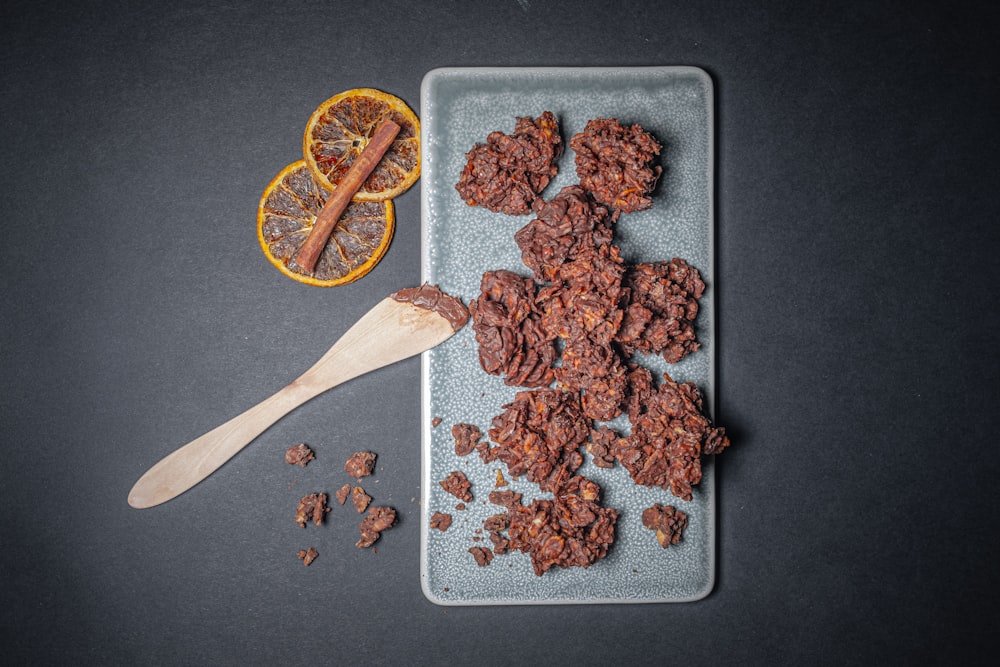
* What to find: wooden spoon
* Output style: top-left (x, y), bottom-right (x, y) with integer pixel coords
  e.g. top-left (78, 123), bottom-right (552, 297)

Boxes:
top-left (128, 290), bottom-right (466, 509)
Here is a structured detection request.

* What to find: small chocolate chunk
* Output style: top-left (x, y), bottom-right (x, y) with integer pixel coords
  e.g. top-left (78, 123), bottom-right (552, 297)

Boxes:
top-left (295, 493), bottom-right (330, 528)
top-left (489, 531), bottom-right (510, 555)
top-left (352, 486), bottom-right (372, 513)
top-left (587, 426), bottom-right (621, 469)
top-left (439, 470), bottom-right (473, 502)
top-left (641, 503), bottom-right (689, 548)
top-left (488, 490), bottom-right (522, 508)
top-left (297, 547), bottom-right (319, 566)
top-left (285, 443), bottom-right (315, 467)
top-left (451, 423), bottom-right (483, 457)
top-left (357, 506), bottom-right (397, 548)
top-left (344, 451), bottom-right (377, 479)
top-left (483, 513), bottom-right (510, 532)
top-left (335, 483), bottom-right (351, 505)
top-left (430, 512), bottom-right (453, 532)
top-left (468, 546), bottom-right (495, 567)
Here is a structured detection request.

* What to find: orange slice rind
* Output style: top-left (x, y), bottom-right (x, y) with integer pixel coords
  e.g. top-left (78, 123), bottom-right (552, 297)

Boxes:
top-left (257, 160), bottom-right (395, 287)
top-left (303, 88), bottom-right (420, 201)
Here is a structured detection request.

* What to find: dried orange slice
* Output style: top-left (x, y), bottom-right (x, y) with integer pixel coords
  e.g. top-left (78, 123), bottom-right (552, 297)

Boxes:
top-left (257, 160), bottom-right (394, 287)
top-left (303, 88), bottom-right (420, 201)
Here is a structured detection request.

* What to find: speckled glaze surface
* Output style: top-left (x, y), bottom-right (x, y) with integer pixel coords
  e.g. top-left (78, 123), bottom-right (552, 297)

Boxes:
top-left (419, 67), bottom-right (716, 604)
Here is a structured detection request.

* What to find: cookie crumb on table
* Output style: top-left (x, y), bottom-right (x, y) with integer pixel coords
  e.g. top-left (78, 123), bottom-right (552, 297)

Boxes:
top-left (335, 483), bottom-right (351, 505)
top-left (285, 443), bottom-right (314, 467)
top-left (344, 451), bottom-right (376, 479)
top-left (357, 506), bottom-right (397, 548)
top-left (297, 547), bottom-right (319, 566)
top-left (352, 486), bottom-right (372, 513)
top-left (295, 493), bottom-right (330, 528)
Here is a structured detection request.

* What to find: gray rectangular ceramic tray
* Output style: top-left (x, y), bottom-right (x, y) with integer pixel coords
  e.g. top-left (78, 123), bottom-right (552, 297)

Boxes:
top-left (419, 66), bottom-right (716, 604)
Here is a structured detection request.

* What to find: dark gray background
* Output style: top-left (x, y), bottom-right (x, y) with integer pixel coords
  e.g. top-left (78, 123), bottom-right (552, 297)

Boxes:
top-left (3, 1), bottom-right (998, 664)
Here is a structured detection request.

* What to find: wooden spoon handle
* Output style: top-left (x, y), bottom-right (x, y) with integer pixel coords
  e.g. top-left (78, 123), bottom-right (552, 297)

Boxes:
top-left (128, 295), bottom-right (464, 509)
top-left (127, 378), bottom-right (325, 509)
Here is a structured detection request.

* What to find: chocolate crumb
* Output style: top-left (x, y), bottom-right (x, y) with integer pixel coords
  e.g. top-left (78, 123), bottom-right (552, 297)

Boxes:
top-left (489, 531), bottom-right (510, 555)
top-left (352, 486), bottom-right (372, 513)
top-left (295, 493), bottom-right (330, 528)
top-left (488, 490), bottom-right (521, 507)
top-left (357, 506), bottom-right (397, 548)
top-left (483, 513), bottom-right (510, 532)
top-left (468, 546), bottom-right (495, 567)
top-left (335, 483), bottom-right (351, 505)
top-left (641, 503), bottom-right (689, 548)
top-left (451, 423), bottom-right (483, 457)
top-left (285, 443), bottom-right (315, 467)
top-left (430, 512), bottom-right (453, 532)
top-left (344, 451), bottom-right (377, 479)
top-left (297, 547), bottom-right (319, 566)
top-left (439, 470), bottom-right (473, 502)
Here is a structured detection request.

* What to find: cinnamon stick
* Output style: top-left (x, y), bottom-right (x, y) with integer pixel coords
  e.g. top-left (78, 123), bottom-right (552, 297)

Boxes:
top-left (293, 118), bottom-right (401, 273)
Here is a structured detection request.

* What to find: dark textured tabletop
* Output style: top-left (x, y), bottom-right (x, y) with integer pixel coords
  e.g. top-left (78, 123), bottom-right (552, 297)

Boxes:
top-left (3, 1), bottom-right (998, 664)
